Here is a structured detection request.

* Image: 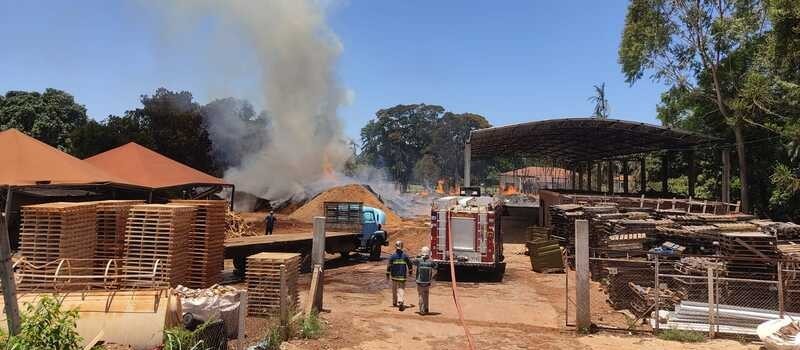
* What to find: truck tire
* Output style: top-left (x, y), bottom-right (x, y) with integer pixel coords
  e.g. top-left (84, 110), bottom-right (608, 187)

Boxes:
top-left (233, 256), bottom-right (247, 277)
top-left (339, 250), bottom-right (351, 259)
top-left (491, 264), bottom-right (506, 282)
top-left (368, 242), bottom-right (381, 261)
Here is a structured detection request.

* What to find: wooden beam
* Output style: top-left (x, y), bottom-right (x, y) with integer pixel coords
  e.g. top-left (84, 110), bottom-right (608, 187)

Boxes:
top-left (722, 149), bottom-right (731, 203)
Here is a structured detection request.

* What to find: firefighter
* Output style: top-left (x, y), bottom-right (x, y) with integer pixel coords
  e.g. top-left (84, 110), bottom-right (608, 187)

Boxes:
top-left (414, 246), bottom-right (437, 315)
top-left (264, 211), bottom-right (276, 235)
top-left (386, 240), bottom-right (412, 311)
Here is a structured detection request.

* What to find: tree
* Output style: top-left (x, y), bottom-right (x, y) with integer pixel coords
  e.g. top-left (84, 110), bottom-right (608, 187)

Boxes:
top-left (588, 83), bottom-right (610, 119)
top-left (428, 112), bottom-right (491, 183)
top-left (0, 89), bottom-right (89, 152)
top-left (619, 0), bottom-right (768, 212)
top-left (413, 154), bottom-right (441, 185)
top-left (360, 104), bottom-right (444, 190)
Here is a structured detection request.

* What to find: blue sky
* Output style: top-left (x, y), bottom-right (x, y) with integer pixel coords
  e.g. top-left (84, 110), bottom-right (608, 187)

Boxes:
top-left (0, 1), bottom-right (667, 142)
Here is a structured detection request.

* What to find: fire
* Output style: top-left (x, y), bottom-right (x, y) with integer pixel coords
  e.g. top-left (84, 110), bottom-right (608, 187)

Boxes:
top-left (449, 185), bottom-right (460, 195)
top-left (322, 154), bottom-right (336, 180)
top-left (435, 179), bottom-right (445, 194)
top-left (502, 184), bottom-right (519, 195)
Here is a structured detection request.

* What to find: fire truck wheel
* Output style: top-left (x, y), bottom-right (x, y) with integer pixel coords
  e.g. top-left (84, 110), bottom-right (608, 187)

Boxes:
top-left (368, 242), bottom-right (381, 261)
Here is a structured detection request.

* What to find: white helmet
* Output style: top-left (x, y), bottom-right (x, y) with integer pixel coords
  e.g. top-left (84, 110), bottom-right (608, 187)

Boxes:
top-left (395, 240), bottom-right (404, 250)
top-left (420, 246), bottom-right (431, 258)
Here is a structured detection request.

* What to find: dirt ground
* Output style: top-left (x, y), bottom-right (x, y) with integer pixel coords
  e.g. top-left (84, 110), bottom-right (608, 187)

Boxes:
top-left (235, 217), bottom-right (760, 350)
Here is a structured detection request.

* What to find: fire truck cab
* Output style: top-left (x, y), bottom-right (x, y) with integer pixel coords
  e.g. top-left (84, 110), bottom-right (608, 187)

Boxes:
top-left (430, 194), bottom-right (506, 281)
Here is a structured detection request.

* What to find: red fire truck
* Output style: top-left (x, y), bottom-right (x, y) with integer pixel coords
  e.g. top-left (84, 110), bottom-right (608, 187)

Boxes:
top-left (430, 191), bottom-right (506, 281)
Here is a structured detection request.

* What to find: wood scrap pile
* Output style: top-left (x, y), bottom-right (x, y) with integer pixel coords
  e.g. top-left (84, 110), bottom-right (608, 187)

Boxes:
top-left (225, 211), bottom-right (256, 239)
top-left (752, 220), bottom-right (800, 241)
top-left (672, 257), bottom-right (722, 301)
top-left (602, 260), bottom-right (653, 309)
top-left (629, 282), bottom-right (681, 316)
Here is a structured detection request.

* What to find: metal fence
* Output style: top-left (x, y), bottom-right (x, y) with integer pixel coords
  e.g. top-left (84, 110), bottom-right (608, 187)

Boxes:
top-left (565, 249), bottom-right (797, 337)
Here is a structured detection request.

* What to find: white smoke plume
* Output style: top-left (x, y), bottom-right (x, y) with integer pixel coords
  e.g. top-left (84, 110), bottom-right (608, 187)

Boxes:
top-left (153, 0), bottom-right (351, 204)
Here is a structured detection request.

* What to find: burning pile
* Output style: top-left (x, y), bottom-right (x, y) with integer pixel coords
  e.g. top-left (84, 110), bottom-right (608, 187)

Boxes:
top-left (289, 184), bottom-right (401, 225)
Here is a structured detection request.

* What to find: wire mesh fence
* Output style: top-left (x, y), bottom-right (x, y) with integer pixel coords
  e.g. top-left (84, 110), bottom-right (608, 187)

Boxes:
top-left (565, 249), bottom-right (795, 336)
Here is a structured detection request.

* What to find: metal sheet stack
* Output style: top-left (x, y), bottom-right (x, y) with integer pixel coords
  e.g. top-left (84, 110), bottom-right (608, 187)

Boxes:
top-left (94, 200), bottom-right (144, 264)
top-left (171, 200), bottom-right (226, 288)
top-left (18, 202), bottom-right (97, 289)
top-left (123, 204), bottom-right (195, 288)
top-left (246, 252), bottom-right (301, 317)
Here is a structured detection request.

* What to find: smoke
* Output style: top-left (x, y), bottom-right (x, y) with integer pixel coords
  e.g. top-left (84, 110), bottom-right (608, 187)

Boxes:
top-left (153, 0), bottom-right (351, 204)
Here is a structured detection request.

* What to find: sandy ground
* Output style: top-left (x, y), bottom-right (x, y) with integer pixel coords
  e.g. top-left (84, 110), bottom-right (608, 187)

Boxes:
top-left (230, 217), bottom-right (760, 350)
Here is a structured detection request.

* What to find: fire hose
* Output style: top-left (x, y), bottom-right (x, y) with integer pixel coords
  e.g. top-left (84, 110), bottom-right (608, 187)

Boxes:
top-left (448, 227), bottom-right (477, 350)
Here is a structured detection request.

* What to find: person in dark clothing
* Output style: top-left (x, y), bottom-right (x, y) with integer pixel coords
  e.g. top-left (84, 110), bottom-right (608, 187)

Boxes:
top-left (264, 211), bottom-right (276, 235)
top-left (386, 240), bottom-right (413, 311)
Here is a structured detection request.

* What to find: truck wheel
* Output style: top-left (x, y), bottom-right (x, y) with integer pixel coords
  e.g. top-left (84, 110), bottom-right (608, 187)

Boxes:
top-left (491, 264), bottom-right (506, 282)
top-left (233, 256), bottom-right (247, 277)
top-left (339, 251), bottom-right (351, 259)
top-left (368, 242), bottom-right (381, 261)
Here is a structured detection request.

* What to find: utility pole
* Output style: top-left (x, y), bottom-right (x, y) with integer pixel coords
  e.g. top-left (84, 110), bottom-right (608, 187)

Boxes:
top-left (1, 187), bottom-right (21, 334)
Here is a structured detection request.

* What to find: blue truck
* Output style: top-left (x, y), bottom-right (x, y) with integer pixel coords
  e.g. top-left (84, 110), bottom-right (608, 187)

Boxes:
top-left (323, 201), bottom-right (389, 260)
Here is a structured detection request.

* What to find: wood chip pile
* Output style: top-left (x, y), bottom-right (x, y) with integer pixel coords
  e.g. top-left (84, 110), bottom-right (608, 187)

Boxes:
top-left (246, 252), bottom-right (300, 317)
top-left (123, 204), bottom-right (195, 288)
top-left (18, 202), bottom-right (97, 289)
top-left (289, 184), bottom-right (401, 225)
top-left (172, 200), bottom-right (226, 288)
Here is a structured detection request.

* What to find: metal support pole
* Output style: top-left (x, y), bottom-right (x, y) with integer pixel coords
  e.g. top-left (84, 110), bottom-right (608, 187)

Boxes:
top-left (687, 150), bottom-right (696, 197)
top-left (661, 152), bottom-right (670, 195)
top-left (622, 160), bottom-right (629, 194)
top-left (1, 187), bottom-right (20, 334)
top-left (586, 161), bottom-right (593, 192)
top-left (654, 254), bottom-right (660, 332)
top-left (312, 217), bottom-right (326, 311)
top-left (640, 157), bottom-right (647, 194)
top-left (464, 142), bottom-right (471, 187)
top-left (607, 160), bottom-right (614, 194)
top-left (778, 262), bottom-right (785, 318)
top-left (721, 149), bottom-right (731, 204)
top-left (575, 219), bottom-right (590, 331)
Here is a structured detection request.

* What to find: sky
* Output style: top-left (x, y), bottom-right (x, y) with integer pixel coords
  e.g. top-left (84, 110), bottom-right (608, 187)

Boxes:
top-left (0, 0), bottom-right (668, 142)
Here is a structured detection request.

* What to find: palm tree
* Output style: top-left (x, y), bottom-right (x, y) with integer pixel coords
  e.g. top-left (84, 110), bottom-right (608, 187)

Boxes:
top-left (588, 83), bottom-right (609, 119)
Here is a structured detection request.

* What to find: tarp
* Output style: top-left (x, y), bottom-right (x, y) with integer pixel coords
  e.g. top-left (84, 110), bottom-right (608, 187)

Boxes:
top-left (85, 142), bottom-right (229, 189)
top-left (0, 128), bottom-right (130, 186)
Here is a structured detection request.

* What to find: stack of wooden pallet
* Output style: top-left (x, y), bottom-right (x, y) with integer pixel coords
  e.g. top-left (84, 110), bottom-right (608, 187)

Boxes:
top-left (171, 200), bottom-right (226, 288)
top-left (778, 244), bottom-right (800, 312)
top-left (720, 232), bottom-right (778, 280)
top-left (603, 260), bottom-right (654, 310)
top-left (123, 204), bottom-right (195, 288)
top-left (94, 200), bottom-right (144, 264)
top-left (246, 252), bottom-right (301, 317)
top-left (18, 202), bottom-right (97, 289)
top-left (672, 257), bottom-right (723, 302)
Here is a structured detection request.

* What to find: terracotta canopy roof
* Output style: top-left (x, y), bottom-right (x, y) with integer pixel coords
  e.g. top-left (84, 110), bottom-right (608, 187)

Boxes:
top-left (84, 142), bottom-right (229, 189)
top-left (0, 129), bottom-right (131, 186)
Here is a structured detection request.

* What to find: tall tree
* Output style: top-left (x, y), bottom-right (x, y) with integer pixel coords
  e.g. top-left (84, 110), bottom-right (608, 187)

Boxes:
top-left (588, 83), bottom-right (610, 119)
top-left (428, 112), bottom-right (492, 182)
top-left (360, 104), bottom-right (444, 190)
top-left (619, 0), bottom-right (767, 212)
top-left (0, 89), bottom-right (89, 152)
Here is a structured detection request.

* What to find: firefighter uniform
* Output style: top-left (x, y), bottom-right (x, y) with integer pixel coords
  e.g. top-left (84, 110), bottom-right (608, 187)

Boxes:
top-left (387, 241), bottom-right (412, 310)
top-left (414, 247), bottom-right (437, 315)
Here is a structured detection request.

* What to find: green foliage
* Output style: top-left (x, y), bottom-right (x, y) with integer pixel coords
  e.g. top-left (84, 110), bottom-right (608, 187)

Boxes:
top-left (0, 89), bottom-right (89, 152)
top-left (656, 329), bottom-right (706, 343)
top-left (298, 312), bottom-right (324, 339)
top-left (163, 327), bottom-right (195, 350)
top-left (251, 327), bottom-right (283, 350)
top-left (6, 295), bottom-right (83, 350)
top-left (588, 83), bottom-right (610, 119)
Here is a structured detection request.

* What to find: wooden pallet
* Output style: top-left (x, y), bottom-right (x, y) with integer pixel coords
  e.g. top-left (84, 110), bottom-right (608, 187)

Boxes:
top-left (92, 200), bottom-right (145, 264)
top-left (246, 252), bottom-right (301, 317)
top-left (122, 204), bottom-right (195, 288)
top-left (18, 202), bottom-right (98, 289)
top-left (171, 200), bottom-right (226, 288)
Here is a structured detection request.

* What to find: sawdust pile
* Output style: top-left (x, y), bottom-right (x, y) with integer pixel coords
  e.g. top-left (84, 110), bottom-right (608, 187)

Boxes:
top-left (289, 184), bottom-right (401, 225)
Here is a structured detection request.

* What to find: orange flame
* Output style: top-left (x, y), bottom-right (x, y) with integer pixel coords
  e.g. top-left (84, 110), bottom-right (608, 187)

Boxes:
top-left (322, 154), bottom-right (336, 180)
top-left (502, 184), bottom-right (519, 195)
top-left (435, 179), bottom-right (445, 194)
top-left (449, 185), bottom-right (460, 195)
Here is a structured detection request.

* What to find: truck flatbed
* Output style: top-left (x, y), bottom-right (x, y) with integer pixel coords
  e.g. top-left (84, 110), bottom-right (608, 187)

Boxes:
top-left (224, 231), bottom-right (360, 258)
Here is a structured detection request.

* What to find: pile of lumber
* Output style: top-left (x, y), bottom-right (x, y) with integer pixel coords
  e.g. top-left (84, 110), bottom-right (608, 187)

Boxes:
top-left (629, 282), bottom-right (681, 316)
top-left (753, 220), bottom-right (800, 241)
top-left (94, 200), bottom-right (144, 264)
top-left (225, 211), bottom-right (256, 239)
top-left (672, 257), bottom-right (723, 301)
top-left (172, 200), bottom-right (226, 288)
top-left (123, 204), bottom-right (195, 288)
top-left (18, 202), bottom-right (97, 289)
top-left (779, 244), bottom-right (800, 312)
top-left (526, 238), bottom-right (563, 273)
top-left (246, 252), bottom-right (300, 317)
top-left (603, 260), bottom-right (653, 309)
top-left (720, 232), bottom-right (778, 280)
top-left (548, 204), bottom-right (583, 251)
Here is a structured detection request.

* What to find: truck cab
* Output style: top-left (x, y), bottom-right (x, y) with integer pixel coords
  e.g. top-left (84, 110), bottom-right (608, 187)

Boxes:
top-left (324, 202), bottom-right (389, 260)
